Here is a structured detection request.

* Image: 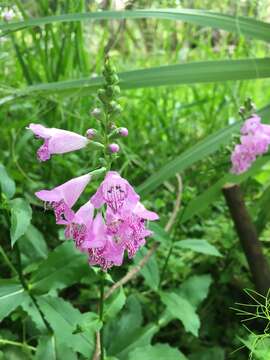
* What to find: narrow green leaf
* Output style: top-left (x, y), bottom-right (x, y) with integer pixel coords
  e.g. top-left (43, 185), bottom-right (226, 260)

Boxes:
top-left (19, 224), bottom-right (48, 263)
top-left (104, 287), bottom-right (126, 321)
top-left (1, 9), bottom-right (270, 43)
top-left (174, 239), bottom-right (222, 257)
top-left (0, 280), bottom-right (27, 321)
top-left (128, 343), bottom-right (188, 360)
top-left (138, 122), bottom-right (240, 195)
top-left (10, 198), bottom-right (32, 247)
top-left (30, 241), bottom-right (89, 294)
top-left (7, 58), bottom-right (270, 100)
top-left (182, 155), bottom-right (270, 223)
top-left (161, 292), bottom-right (200, 336)
top-left (0, 164), bottom-right (15, 199)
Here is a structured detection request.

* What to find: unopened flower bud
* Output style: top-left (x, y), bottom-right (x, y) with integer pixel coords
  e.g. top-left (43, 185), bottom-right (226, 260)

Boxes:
top-left (98, 89), bottom-right (108, 103)
top-left (118, 127), bottom-right (128, 137)
top-left (108, 143), bottom-right (120, 153)
top-left (91, 108), bottom-right (102, 119)
top-left (86, 128), bottom-right (96, 139)
top-left (3, 9), bottom-right (15, 21)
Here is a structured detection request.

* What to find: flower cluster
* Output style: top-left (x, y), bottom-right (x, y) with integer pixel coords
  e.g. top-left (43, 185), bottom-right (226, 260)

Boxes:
top-left (29, 59), bottom-right (158, 270)
top-left (34, 163), bottom-right (158, 270)
top-left (231, 114), bottom-right (270, 174)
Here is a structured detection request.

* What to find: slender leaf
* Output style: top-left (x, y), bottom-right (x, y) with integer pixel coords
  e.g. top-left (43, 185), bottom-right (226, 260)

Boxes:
top-left (0, 280), bottom-right (27, 321)
top-left (1, 9), bottom-right (270, 44)
top-left (0, 164), bottom-right (15, 199)
top-left (10, 198), bottom-right (32, 247)
top-left (182, 155), bottom-right (270, 223)
top-left (104, 287), bottom-right (126, 321)
top-left (174, 239), bottom-right (222, 257)
top-left (9, 58), bottom-right (270, 99)
top-left (138, 122), bottom-right (240, 195)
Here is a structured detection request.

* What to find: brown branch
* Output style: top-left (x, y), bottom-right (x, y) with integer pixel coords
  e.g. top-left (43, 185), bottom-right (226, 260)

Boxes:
top-left (222, 183), bottom-right (270, 295)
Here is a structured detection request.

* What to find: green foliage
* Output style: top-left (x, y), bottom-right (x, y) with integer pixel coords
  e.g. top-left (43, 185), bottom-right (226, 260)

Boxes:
top-left (1, 1), bottom-right (270, 359)
top-left (30, 241), bottom-right (89, 294)
top-left (161, 292), bottom-right (200, 336)
top-left (128, 343), bottom-right (188, 360)
top-left (0, 164), bottom-right (16, 199)
top-left (0, 280), bottom-right (27, 322)
top-left (174, 239), bottom-right (222, 256)
top-left (9, 198), bottom-right (32, 247)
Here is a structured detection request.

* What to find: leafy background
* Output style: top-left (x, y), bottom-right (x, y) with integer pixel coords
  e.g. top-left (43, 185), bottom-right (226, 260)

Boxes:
top-left (1, 0), bottom-right (270, 359)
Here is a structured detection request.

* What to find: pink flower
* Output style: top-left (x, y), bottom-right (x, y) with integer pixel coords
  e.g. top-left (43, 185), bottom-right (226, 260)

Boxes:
top-left (35, 173), bottom-right (91, 223)
top-left (231, 115), bottom-right (270, 174)
top-left (28, 123), bottom-right (89, 161)
top-left (91, 171), bottom-right (140, 213)
top-left (86, 213), bottom-right (125, 270)
top-left (64, 200), bottom-right (94, 249)
top-left (106, 201), bottom-right (159, 258)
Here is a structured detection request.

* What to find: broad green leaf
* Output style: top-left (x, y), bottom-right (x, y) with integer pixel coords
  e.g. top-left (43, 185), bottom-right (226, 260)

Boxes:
top-left (10, 198), bottom-right (32, 247)
top-left (35, 335), bottom-right (78, 360)
top-left (115, 324), bottom-right (159, 360)
top-left (174, 239), bottom-right (222, 257)
top-left (182, 155), bottom-right (270, 223)
top-left (1, 9), bottom-right (270, 43)
top-left (30, 241), bottom-right (89, 294)
top-left (104, 287), bottom-right (126, 321)
top-left (190, 347), bottom-right (225, 360)
top-left (0, 280), bottom-right (27, 321)
top-left (0, 164), bottom-right (15, 199)
top-left (128, 343), bottom-right (188, 360)
top-left (105, 295), bottom-right (143, 356)
top-left (178, 274), bottom-right (213, 309)
top-left (19, 224), bottom-right (48, 263)
top-left (7, 59), bottom-right (270, 99)
top-left (20, 294), bottom-right (47, 332)
top-left (134, 248), bottom-right (160, 291)
top-left (161, 292), bottom-right (200, 336)
top-left (37, 295), bottom-right (98, 358)
top-left (138, 122), bottom-right (240, 195)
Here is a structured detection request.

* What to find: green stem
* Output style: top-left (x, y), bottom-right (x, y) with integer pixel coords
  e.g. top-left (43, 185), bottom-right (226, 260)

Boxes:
top-left (0, 244), bottom-right (17, 275)
top-left (15, 243), bottom-right (52, 334)
top-left (99, 272), bottom-right (105, 360)
top-left (0, 339), bottom-right (36, 352)
top-left (158, 244), bottom-right (174, 289)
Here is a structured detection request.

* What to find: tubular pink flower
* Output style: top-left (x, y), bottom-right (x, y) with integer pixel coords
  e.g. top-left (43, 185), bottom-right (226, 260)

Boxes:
top-left (28, 123), bottom-right (89, 161)
top-left (86, 213), bottom-right (125, 270)
top-left (106, 202), bottom-right (159, 259)
top-left (91, 171), bottom-right (140, 213)
top-left (64, 201), bottom-right (94, 249)
top-left (35, 173), bottom-right (91, 223)
top-left (231, 115), bottom-right (270, 174)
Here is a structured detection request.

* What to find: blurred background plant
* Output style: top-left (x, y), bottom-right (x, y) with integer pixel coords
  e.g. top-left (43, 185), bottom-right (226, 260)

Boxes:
top-left (1, 0), bottom-right (270, 359)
